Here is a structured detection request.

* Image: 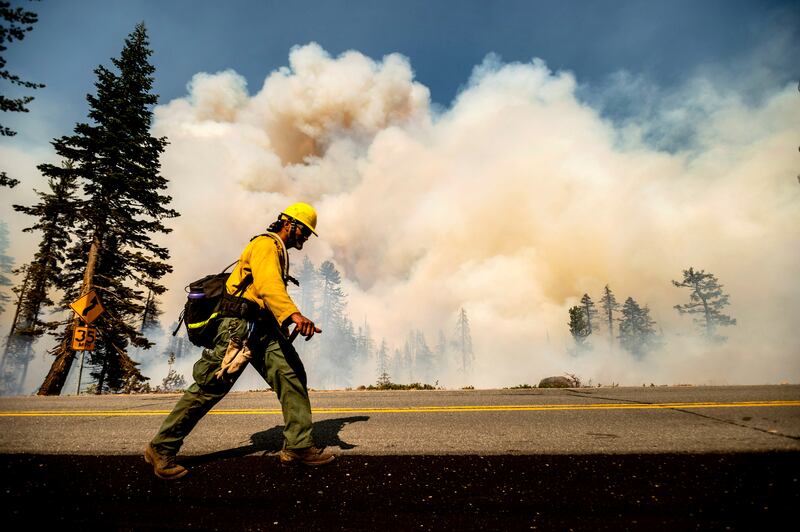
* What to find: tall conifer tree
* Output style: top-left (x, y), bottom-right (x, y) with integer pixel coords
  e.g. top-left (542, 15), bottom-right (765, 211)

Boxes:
top-left (392, 347), bottom-right (407, 383)
top-left (296, 256), bottom-right (319, 317)
top-left (37, 24), bottom-right (178, 395)
top-left (454, 308), bottom-right (474, 374)
top-left (376, 339), bottom-right (390, 385)
top-left (289, 256), bottom-right (321, 368)
top-left (580, 293), bottom-right (598, 335)
top-left (672, 267), bottom-right (736, 342)
top-left (618, 297), bottom-right (660, 358)
top-left (316, 260), bottom-right (352, 387)
top-left (140, 289), bottom-right (163, 335)
top-left (12, 169), bottom-right (79, 331)
top-left (0, 171), bottom-right (78, 395)
top-left (413, 330), bottom-right (434, 383)
top-left (568, 305), bottom-right (590, 352)
top-left (0, 220), bottom-right (12, 313)
top-left (318, 260), bottom-right (344, 333)
top-left (1, 0), bottom-right (45, 187)
top-left (599, 285), bottom-right (620, 346)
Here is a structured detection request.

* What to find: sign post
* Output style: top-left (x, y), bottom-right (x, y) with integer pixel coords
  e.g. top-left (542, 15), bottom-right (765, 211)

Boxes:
top-left (69, 291), bottom-right (104, 395)
top-left (76, 351), bottom-right (86, 395)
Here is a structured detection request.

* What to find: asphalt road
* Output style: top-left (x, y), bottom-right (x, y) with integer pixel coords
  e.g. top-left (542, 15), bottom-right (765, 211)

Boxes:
top-left (1, 385), bottom-right (799, 530)
top-left (1, 385), bottom-right (798, 455)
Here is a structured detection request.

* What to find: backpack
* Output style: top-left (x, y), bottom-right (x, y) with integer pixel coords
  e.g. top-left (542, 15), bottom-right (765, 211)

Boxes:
top-left (174, 261), bottom-right (254, 348)
top-left (173, 234), bottom-right (296, 348)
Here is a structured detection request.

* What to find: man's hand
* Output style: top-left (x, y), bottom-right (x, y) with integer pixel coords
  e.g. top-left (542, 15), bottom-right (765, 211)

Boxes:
top-left (289, 312), bottom-right (322, 341)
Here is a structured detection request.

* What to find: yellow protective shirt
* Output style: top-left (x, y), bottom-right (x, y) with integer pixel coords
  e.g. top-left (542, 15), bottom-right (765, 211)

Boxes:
top-left (225, 233), bottom-right (299, 326)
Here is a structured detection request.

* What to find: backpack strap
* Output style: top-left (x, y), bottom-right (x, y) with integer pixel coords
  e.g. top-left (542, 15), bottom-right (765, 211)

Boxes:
top-left (221, 259), bottom-right (239, 273)
top-left (251, 232), bottom-right (298, 286)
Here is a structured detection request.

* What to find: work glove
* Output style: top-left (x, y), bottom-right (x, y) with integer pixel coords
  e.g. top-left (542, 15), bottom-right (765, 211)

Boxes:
top-left (215, 336), bottom-right (253, 381)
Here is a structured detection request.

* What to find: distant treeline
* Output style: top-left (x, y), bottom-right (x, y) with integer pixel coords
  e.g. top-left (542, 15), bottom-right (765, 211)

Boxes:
top-left (567, 268), bottom-right (736, 357)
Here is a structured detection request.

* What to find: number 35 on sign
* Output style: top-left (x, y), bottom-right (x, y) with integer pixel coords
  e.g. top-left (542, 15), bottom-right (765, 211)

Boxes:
top-left (72, 326), bottom-right (97, 351)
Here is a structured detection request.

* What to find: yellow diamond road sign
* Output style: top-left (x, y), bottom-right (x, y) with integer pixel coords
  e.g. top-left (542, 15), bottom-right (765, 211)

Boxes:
top-left (70, 290), bottom-right (104, 324)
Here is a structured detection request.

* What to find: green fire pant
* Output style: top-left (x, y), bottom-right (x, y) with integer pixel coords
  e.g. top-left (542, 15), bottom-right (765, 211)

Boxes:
top-left (150, 317), bottom-right (314, 455)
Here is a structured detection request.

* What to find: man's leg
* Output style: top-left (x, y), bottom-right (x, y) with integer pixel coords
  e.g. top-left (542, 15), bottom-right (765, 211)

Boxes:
top-left (145, 381), bottom-right (231, 480)
top-left (149, 381), bottom-right (232, 455)
top-left (146, 318), bottom-right (246, 478)
top-left (252, 336), bottom-right (334, 466)
top-left (252, 337), bottom-right (314, 449)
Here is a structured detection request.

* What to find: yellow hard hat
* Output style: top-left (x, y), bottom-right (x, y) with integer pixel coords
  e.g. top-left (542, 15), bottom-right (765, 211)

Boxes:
top-left (282, 202), bottom-right (318, 236)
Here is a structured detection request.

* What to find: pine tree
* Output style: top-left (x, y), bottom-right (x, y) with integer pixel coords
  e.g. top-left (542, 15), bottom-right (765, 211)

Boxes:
top-left (0, 171), bottom-right (79, 395)
top-left (580, 294), bottom-right (598, 335)
top-left (140, 289), bottom-right (163, 335)
top-left (163, 324), bottom-right (195, 361)
top-left (402, 337), bottom-right (414, 382)
top-left (159, 353), bottom-right (186, 392)
top-left (352, 319), bottom-right (373, 372)
top-left (318, 260), bottom-right (344, 333)
top-left (0, 220), bottom-right (12, 313)
top-left (568, 305), bottom-right (590, 352)
top-left (391, 347), bottom-right (405, 383)
top-left (128, 287), bottom-right (165, 365)
top-left (11, 169), bottom-right (79, 330)
top-left (0, 263), bottom-right (29, 394)
top-left (337, 317), bottom-right (356, 388)
top-left (618, 297), bottom-right (660, 358)
top-left (1, 0), bottom-right (45, 187)
top-left (599, 285), bottom-right (620, 346)
top-left (672, 267), bottom-right (736, 342)
top-left (435, 330), bottom-right (449, 374)
top-left (413, 330), bottom-right (434, 383)
top-left (454, 308), bottom-right (474, 374)
top-left (296, 256), bottom-right (319, 316)
top-left (290, 256), bottom-right (320, 370)
top-left (37, 24), bottom-right (178, 395)
top-left (317, 260), bottom-right (352, 388)
top-left (376, 338), bottom-right (390, 386)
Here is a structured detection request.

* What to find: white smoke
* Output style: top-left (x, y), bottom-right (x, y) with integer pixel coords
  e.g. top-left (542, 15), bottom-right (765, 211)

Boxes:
top-left (3, 42), bottom-right (798, 392)
top-left (149, 43), bottom-right (799, 388)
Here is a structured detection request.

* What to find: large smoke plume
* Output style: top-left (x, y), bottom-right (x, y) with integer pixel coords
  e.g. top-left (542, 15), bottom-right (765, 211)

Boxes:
top-left (4, 42), bottom-right (798, 392)
top-left (150, 43), bottom-right (799, 388)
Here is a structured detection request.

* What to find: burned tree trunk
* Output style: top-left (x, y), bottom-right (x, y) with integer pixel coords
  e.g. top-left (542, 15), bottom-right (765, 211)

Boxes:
top-left (38, 235), bottom-right (100, 395)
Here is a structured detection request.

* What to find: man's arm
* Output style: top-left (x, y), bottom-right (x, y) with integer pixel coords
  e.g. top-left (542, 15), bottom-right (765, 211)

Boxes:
top-left (249, 238), bottom-right (321, 339)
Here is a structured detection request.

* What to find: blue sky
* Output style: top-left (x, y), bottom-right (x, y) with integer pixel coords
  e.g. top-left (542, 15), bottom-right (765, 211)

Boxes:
top-left (3, 0), bottom-right (798, 146)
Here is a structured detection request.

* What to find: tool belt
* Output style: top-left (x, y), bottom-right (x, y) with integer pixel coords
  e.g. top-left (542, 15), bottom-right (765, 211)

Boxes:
top-left (219, 292), bottom-right (284, 338)
top-left (218, 292), bottom-right (263, 322)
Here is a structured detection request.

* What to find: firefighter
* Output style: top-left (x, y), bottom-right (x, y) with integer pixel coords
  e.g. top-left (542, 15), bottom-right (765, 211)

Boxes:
top-left (145, 202), bottom-right (334, 479)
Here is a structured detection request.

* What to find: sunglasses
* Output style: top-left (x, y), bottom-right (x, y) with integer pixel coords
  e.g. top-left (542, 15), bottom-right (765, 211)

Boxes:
top-left (297, 224), bottom-right (312, 238)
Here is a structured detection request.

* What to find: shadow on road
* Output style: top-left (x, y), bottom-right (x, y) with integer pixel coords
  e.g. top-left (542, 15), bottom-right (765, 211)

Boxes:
top-left (183, 415), bottom-right (369, 467)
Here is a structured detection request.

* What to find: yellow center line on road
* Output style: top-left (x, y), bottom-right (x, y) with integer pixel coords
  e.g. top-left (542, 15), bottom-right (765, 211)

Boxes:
top-left (0, 400), bottom-right (799, 417)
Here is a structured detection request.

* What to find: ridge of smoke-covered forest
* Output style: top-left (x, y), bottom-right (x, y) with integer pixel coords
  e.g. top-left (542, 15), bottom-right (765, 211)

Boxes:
top-left (29, 258), bottom-right (741, 395)
top-left (0, 223), bottom-right (785, 394)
